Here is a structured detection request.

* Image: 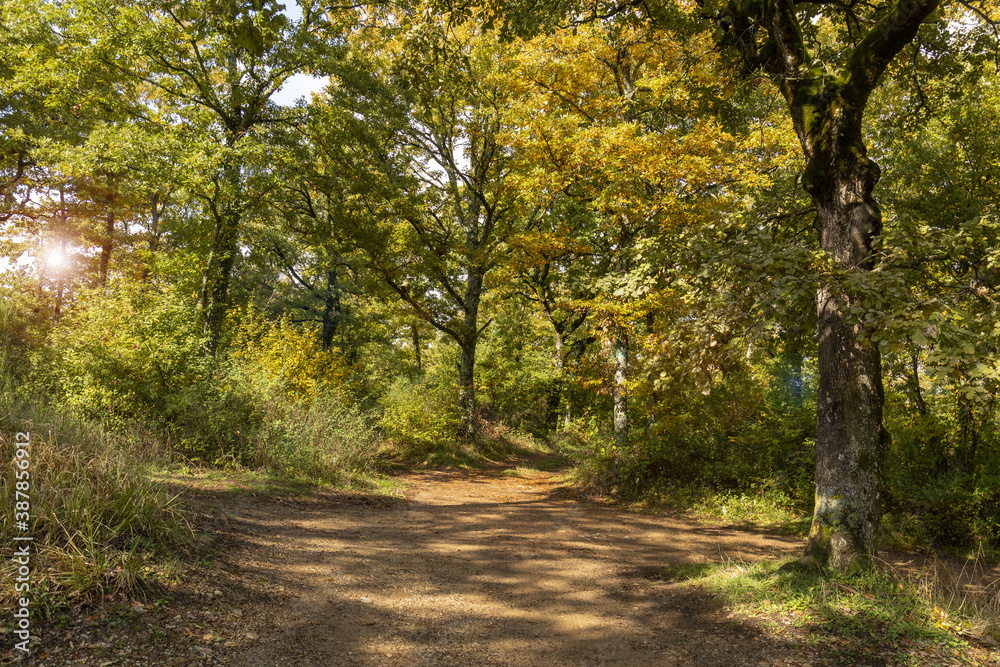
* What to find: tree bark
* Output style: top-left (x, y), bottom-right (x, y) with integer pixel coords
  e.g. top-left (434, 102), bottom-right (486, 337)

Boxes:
top-left (612, 328), bottom-right (629, 448)
top-left (200, 157), bottom-right (242, 355)
top-left (907, 352), bottom-right (928, 417)
top-left (200, 205), bottom-right (240, 354)
top-left (321, 265), bottom-right (341, 351)
top-left (411, 323), bottom-right (422, 372)
top-left (714, 0), bottom-right (940, 569)
top-left (805, 177), bottom-right (887, 570)
top-left (457, 268), bottom-right (485, 441)
top-left (458, 340), bottom-right (477, 440)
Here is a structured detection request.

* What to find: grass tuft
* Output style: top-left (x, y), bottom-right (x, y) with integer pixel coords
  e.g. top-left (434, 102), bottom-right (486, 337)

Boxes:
top-left (678, 554), bottom-right (1000, 664)
top-left (0, 385), bottom-right (193, 619)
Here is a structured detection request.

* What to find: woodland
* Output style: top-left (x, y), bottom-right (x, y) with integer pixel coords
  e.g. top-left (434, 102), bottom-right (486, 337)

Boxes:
top-left (1, 0), bottom-right (1000, 637)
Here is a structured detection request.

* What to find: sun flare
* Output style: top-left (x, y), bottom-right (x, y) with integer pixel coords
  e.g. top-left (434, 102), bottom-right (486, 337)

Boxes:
top-left (46, 248), bottom-right (66, 269)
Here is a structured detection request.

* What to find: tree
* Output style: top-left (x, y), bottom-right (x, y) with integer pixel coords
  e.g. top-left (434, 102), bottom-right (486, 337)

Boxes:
top-left (504, 19), bottom-right (752, 448)
top-left (316, 12), bottom-right (529, 439)
top-left (706, 0), bottom-right (1000, 569)
top-left (76, 0), bottom-right (333, 352)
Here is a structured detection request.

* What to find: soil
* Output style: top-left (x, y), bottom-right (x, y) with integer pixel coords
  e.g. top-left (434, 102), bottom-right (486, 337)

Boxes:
top-left (3, 459), bottom-right (995, 666)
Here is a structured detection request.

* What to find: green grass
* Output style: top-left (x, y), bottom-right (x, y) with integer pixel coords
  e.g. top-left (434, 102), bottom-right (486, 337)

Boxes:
top-left (673, 557), bottom-right (1000, 665)
top-left (379, 419), bottom-right (556, 468)
top-left (0, 389), bottom-right (195, 620)
top-left (150, 458), bottom-right (408, 508)
top-left (500, 455), bottom-right (571, 478)
top-left (690, 488), bottom-right (810, 533)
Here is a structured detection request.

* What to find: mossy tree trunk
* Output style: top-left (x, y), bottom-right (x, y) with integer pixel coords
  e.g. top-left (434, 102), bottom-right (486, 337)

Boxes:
top-left (719, 0), bottom-right (940, 569)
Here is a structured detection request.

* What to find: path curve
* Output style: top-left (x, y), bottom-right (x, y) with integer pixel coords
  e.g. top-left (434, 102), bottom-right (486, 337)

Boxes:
top-left (208, 464), bottom-right (827, 666)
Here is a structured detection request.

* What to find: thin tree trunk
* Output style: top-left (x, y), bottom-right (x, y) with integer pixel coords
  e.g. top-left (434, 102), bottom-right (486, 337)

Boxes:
top-left (99, 206), bottom-right (114, 287)
top-left (141, 194), bottom-right (163, 283)
top-left (956, 397), bottom-right (979, 473)
top-left (908, 352), bottom-right (927, 417)
top-left (411, 323), bottom-right (422, 372)
top-left (545, 330), bottom-right (566, 431)
top-left (612, 328), bottom-right (629, 448)
top-left (149, 193), bottom-right (162, 252)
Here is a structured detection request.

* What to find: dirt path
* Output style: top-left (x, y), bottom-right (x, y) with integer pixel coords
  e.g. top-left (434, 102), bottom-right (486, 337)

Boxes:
top-left (14, 462), bottom-right (847, 666)
top-left (189, 463), bottom-right (822, 667)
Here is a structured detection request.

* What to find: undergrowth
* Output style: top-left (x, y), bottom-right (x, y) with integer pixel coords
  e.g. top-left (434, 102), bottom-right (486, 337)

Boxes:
top-left (671, 555), bottom-right (1000, 665)
top-left (0, 386), bottom-right (194, 620)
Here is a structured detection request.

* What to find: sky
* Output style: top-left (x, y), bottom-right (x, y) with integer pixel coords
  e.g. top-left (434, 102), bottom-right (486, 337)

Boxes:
top-left (272, 73), bottom-right (329, 107)
top-left (271, 0), bottom-right (329, 107)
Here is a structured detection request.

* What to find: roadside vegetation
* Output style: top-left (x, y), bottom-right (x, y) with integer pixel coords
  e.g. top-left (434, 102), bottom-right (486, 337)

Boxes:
top-left (2, 0), bottom-right (1000, 660)
top-left (662, 555), bottom-right (1000, 663)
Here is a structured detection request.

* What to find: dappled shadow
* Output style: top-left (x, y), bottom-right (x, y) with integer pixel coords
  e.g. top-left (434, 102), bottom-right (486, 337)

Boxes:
top-left (162, 465), bottom-right (848, 666)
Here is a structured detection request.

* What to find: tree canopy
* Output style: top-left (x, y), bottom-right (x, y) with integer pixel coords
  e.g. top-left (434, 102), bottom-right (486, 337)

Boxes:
top-left (2, 0), bottom-right (999, 575)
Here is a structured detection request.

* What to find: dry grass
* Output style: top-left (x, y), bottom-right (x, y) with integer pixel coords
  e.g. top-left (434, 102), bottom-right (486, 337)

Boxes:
top-left (0, 387), bottom-right (193, 617)
top-left (879, 548), bottom-right (1000, 645)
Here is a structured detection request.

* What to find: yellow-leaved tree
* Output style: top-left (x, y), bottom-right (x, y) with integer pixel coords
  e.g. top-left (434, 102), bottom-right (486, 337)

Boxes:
top-left (502, 17), bottom-right (781, 450)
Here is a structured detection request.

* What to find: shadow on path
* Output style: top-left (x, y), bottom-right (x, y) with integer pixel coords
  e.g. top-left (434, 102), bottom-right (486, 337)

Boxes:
top-left (174, 466), bottom-right (847, 667)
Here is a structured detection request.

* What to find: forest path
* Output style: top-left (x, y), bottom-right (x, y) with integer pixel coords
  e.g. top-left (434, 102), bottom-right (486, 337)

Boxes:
top-left (194, 459), bottom-right (824, 667)
top-left (14, 460), bottom-right (843, 666)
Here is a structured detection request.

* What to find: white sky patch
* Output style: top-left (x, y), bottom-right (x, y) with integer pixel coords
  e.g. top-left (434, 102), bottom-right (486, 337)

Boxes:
top-left (46, 247), bottom-right (66, 269)
top-left (272, 73), bottom-right (329, 107)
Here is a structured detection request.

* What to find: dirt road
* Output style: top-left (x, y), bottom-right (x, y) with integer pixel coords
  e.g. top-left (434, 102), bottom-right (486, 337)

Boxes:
top-left (15, 462), bottom-right (846, 666)
top-left (201, 463), bottom-right (822, 667)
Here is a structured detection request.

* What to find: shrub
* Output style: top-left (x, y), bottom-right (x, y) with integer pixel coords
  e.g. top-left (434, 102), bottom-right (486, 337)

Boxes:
top-left (379, 376), bottom-right (461, 456)
top-left (0, 377), bottom-right (192, 616)
top-left (39, 282), bottom-right (209, 423)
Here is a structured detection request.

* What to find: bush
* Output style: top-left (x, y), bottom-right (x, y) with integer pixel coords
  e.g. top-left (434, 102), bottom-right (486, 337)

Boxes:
top-left (35, 290), bottom-right (376, 483)
top-left (576, 359), bottom-right (816, 509)
top-left (39, 282), bottom-right (209, 424)
top-left (0, 377), bottom-right (192, 616)
top-left (379, 376), bottom-right (462, 457)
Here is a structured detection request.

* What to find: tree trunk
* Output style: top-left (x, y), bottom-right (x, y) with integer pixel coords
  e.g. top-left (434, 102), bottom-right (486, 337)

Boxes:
top-left (458, 268), bottom-right (485, 441)
top-left (411, 323), bottom-right (422, 372)
top-left (545, 329), bottom-right (566, 431)
top-left (200, 206), bottom-right (240, 354)
top-left (200, 157), bottom-right (242, 355)
top-left (201, 61), bottom-right (248, 355)
top-left (99, 206), bottom-right (114, 287)
top-left (908, 352), bottom-right (928, 417)
top-left (458, 340), bottom-right (477, 440)
top-left (956, 396), bottom-right (979, 473)
top-left (802, 157), bottom-right (887, 571)
top-left (612, 328), bottom-right (629, 448)
top-left (149, 193), bottom-right (162, 253)
top-left (321, 266), bottom-right (341, 351)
